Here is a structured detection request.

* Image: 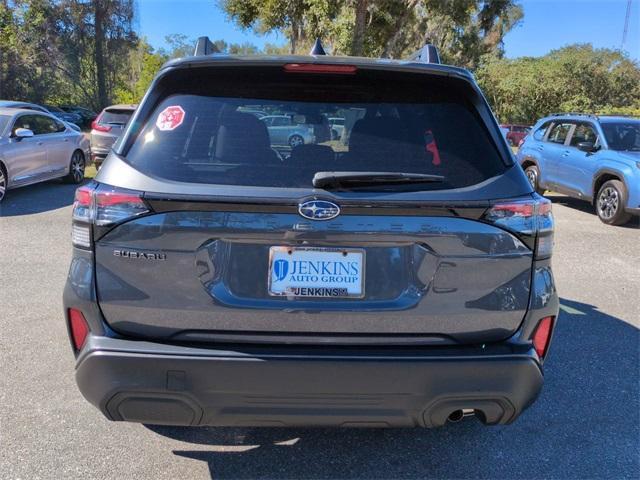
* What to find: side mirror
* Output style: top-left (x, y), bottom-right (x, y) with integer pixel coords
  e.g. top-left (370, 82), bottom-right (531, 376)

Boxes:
top-left (577, 141), bottom-right (597, 153)
top-left (14, 128), bottom-right (34, 140)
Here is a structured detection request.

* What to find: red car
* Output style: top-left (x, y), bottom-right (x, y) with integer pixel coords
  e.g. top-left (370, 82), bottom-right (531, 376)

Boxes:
top-left (500, 124), bottom-right (531, 146)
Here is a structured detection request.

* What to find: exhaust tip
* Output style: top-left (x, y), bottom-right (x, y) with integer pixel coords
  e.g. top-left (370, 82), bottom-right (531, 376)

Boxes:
top-left (448, 409), bottom-right (475, 423)
top-left (448, 410), bottom-right (464, 423)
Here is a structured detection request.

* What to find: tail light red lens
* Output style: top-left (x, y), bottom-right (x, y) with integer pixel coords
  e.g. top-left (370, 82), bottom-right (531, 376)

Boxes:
top-left (532, 316), bottom-right (554, 358)
top-left (68, 308), bottom-right (89, 350)
top-left (483, 195), bottom-right (554, 258)
top-left (91, 118), bottom-right (111, 132)
top-left (71, 184), bottom-right (149, 248)
top-left (283, 63), bottom-right (357, 74)
top-left (94, 188), bottom-right (148, 226)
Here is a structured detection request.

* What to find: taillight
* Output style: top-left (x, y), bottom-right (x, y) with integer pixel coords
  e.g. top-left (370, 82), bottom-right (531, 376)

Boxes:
top-left (71, 183), bottom-right (149, 248)
top-left (91, 117), bottom-right (111, 132)
top-left (283, 63), bottom-right (357, 74)
top-left (483, 195), bottom-right (554, 259)
top-left (68, 308), bottom-right (89, 351)
top-left (532, 316), bottom-right (554, 359)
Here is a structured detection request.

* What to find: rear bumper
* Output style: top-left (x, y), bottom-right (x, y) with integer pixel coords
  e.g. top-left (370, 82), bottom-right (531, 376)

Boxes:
top-left (75, 335), bottom-right (543, 428)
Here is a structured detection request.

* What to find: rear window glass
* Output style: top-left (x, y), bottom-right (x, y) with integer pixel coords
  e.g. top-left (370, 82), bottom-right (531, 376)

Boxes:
top-left (124, 68), bottom-right (506, 191)
top-left (601, 122), bottom-right (640, 151)
top-left (100, 109), bottom-right (133, 125)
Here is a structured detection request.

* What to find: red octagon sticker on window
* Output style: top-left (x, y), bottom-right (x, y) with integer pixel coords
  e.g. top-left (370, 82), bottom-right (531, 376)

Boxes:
top-left (156, 105), bottom-right (185, 131)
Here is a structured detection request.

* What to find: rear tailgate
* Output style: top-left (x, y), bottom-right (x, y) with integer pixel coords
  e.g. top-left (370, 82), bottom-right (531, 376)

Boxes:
top-left (94, 199), bottom-right (532, 344)
top-left (92, 61), bottom-right (535, 345)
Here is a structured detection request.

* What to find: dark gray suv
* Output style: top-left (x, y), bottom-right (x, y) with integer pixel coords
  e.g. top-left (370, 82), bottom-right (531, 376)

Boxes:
top-left (63, 40), bottom-right (558, 428)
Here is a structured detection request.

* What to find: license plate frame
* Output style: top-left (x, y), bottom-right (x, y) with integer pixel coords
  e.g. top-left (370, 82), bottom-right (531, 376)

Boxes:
top-left (268, 246), bottom-right (365, 299)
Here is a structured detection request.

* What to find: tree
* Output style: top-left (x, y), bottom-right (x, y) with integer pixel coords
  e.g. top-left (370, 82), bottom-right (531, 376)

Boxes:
top-left (218, 0), bottom-right (523, 68)
top-left (0, 0), bottom-right (137, 109)
top-left (476, 44), bottom-right (640, 123)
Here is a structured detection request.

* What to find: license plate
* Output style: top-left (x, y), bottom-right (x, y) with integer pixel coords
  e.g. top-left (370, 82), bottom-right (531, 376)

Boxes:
top-left (268, 247), bottom-right (365, 298)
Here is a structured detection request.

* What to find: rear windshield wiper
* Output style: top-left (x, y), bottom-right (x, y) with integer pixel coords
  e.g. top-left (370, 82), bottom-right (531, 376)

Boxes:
top-left (312, 171), bottom-right (445, 189)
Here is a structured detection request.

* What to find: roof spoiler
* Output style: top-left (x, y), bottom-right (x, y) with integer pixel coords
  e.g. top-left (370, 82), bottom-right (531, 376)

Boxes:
top-left (193, 36), bottom-right (220, 56)
top-left (406, 44), bottom-right (441, 64)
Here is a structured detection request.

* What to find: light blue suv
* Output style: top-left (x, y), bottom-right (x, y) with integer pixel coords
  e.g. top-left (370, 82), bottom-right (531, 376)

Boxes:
top-left (517, 114), bottom-right (640, 225)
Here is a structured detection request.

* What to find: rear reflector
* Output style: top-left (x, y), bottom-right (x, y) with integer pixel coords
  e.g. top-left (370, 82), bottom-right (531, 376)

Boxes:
top-left (532, 316), bottom-right (554, 358)
top-left (283, 63), bottom-right (357, 74)
top-left (68, 308), bottom-right (89, 350)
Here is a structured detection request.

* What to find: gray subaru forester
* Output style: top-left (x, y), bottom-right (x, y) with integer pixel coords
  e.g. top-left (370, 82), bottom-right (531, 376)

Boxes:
top-left (63, 39), bottom-right (558, 428)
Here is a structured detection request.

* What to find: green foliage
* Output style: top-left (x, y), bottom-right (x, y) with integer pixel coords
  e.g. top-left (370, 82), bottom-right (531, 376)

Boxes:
top-left (0, 0), bottom-right (137, 110)
top-left (219, 0), bottom-right (523, 67)
top-left (476, 44), bottom-right (640, 124)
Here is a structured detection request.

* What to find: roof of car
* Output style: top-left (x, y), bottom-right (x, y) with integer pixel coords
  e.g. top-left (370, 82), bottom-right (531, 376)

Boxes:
top-left (0, 107), bottom-right (48, 116)
top-left (540, 113), bottom-right (640, 124)
top-left (597, 115), bottom-right (640, 123)
top-left (160, 53), bottom-right (474, 81)
top-left (104, 104), bottom-right (137, 111)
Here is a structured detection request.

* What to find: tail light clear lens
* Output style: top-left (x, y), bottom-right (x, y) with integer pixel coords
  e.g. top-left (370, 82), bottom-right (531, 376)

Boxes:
top-left (71, 183), bottom-right (149, 248)
top-left (483, 195), bottom-right (554, 259)
top-left (94, 187), bottom-right (149, 226)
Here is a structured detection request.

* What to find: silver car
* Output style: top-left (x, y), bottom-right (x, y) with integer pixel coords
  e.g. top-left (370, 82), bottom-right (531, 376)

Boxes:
top-left (260, 114), bottom-right (315, 147)
top-left (90, 104), bottom-right (137, 168)
top-left (0, 107), bottom-right (90, 202)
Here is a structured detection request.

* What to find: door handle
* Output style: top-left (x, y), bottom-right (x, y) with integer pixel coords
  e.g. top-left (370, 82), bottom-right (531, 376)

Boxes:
top-left (37, 141), bottom-right (43, 146)
top-left (561, 150), bottom-right (570, 157)
top-left (64, 138), bottom-right (69, 142)
top-left (536, 145), bottom-right (544, 151)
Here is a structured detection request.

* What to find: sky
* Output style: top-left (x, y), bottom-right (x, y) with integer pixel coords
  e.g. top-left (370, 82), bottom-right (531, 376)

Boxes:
top-left (138, 0), bottom-right (640, 60)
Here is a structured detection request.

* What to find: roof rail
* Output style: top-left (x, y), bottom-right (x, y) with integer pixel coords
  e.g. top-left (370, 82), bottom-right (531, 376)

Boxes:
top-left (406, 44), bottom-right (441, 64)
top-left (193, 36), bottom-right (219, 56)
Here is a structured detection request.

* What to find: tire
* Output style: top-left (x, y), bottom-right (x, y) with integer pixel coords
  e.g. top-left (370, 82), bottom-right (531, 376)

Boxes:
top-left (0, 163), bottom-right (7, 203)
top-left (596, 179), bottom-right (632, 226)
top-left (524, 165), bottom-right (545, 195)
top-left (64, 150), bottom-right (85, 184)
top-left (288, 134), bottom-right (304, 148)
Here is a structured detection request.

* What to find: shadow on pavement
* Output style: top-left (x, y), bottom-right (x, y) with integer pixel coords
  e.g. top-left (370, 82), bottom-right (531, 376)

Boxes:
top-left (146, 298), bottom-right (640, 479)
top-left (0, 179), bottom-right (81, 216)
top-left (546, 193), bottom-right (640, 228)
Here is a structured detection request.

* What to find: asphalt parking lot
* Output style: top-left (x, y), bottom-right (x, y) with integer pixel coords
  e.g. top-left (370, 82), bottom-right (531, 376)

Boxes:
top-left (1, 180), bottom-right (638, 480)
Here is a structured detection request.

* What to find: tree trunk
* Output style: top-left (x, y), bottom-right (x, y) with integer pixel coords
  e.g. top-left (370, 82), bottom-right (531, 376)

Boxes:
top-left (351, 0), bottom-right (367, 56)
top-left (94, 0), bottom-right (108, 108)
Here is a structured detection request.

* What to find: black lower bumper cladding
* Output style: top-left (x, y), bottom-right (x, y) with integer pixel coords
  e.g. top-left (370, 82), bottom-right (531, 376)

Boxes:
top-left (76, 336), bottom-right (543, 428)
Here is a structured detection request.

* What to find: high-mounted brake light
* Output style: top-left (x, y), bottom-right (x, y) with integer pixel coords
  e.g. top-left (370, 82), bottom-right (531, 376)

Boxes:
top-left (283, 63), bottom-right (357, 74)
top-left (91, 118), bottom-right (111, 132)
top-left (68, 308), bottom-right (89, 351)
top-left (532, 316), bottom-right (554, 358)
top-left (483, 195), bottom-right (554, 259)
top-left (71, 184), bottom-right (149, 248)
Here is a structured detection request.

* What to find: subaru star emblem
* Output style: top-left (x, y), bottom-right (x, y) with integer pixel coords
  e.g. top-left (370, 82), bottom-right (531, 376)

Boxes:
top-left (298, 200), bottom-right (340, 221)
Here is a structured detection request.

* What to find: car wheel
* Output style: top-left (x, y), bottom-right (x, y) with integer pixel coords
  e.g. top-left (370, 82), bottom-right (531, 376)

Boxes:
top-left (0, 164), bottom-right (6, 203)
top-left (596, 180), bottom-right (632, 226)
top-left (288, 134), bottom-right (304, 148)
top-left (64, 150), bottom-right (85, 184)
top-left (524, 165), bottom-right (545, 195)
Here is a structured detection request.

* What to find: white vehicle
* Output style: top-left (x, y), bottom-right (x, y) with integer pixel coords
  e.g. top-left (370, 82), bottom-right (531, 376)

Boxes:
top-left (0, 107), bottom-right (90, 202)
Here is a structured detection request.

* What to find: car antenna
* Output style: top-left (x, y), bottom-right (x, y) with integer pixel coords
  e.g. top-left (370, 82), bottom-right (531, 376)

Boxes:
top-left (309, 38), bottom-right (327, 56)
